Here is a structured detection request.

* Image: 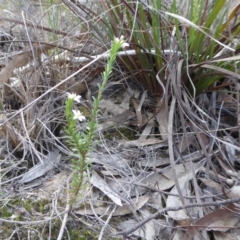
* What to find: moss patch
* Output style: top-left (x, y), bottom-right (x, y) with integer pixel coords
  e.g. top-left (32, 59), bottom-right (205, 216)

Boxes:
top-left (0, 196), bottom-right (100, 239)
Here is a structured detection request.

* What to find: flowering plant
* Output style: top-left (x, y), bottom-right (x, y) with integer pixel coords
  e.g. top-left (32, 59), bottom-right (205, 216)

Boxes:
top-left (65, 36), bottom-right (128, 204)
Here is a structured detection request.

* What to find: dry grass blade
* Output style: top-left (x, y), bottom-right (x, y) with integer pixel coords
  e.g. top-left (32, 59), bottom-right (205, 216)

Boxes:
top-left (168, 95), bottom-right (187, 212)
top-left (0, 17), bottom-right (85, 40)
top-left (62, 0), bottom-right (105, 40)
top-left (163, 12), bottom-right (234, 51)
top-left (0, 0), bottom-right (240, 239)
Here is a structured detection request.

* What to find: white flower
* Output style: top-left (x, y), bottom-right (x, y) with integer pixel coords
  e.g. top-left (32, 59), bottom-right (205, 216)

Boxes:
top-left (67, 93), bottom-right (81, 103)
top-left (121, 42), bottom-right (129, 48)
top-left (114, 36), bottom-right (123, 42)
top-left (114, 36), bottom-right (129, 48)
top-left (72, 110), bottom-right (86, 122)
top-left (11, 214), bottom-right (17, 220)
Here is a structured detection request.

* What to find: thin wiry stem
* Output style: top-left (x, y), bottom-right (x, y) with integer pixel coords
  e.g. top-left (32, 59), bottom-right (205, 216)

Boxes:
top-left (116, 197), bottom-right (240, 237)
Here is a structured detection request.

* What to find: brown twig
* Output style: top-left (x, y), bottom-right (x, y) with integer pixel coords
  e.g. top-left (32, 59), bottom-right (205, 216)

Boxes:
top-left (116, 197), bottom-right (240, 237)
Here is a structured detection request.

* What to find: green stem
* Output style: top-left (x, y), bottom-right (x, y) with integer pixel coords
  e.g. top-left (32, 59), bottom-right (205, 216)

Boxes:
top-left (65, 37), bottom-right (128, 204)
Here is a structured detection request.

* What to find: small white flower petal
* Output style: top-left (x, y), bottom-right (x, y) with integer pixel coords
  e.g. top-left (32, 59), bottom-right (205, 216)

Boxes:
top-left (67, 92), bottom-right (76, 98)
top-left (114, 37), bottom-right (120, 42)
top-left (114, 36), bottom-right (129, 48)
top-left (67, 93), bottom-right (81, 103)
top-left (72, 110), bottom-right (86, 122)
top-left (122, 42), bottom-right (129, 48)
